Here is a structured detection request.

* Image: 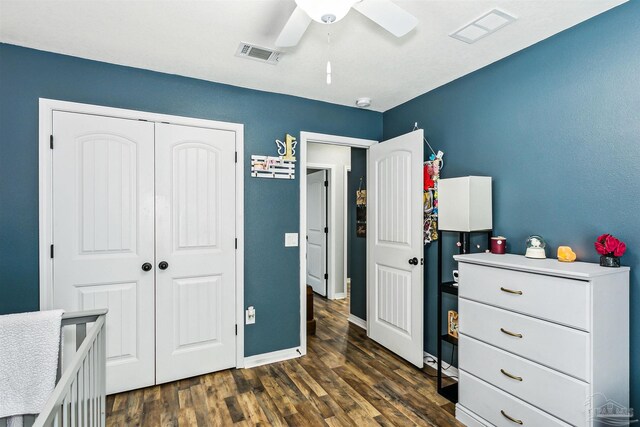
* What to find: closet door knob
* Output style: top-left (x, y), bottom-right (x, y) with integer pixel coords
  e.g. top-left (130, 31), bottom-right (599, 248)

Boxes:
top-left (159, 261), bottom-right (169, 270)
top-left (408, 257), bottom-right (418, 265)
top-left (141, 262), bottom-right (152, 272)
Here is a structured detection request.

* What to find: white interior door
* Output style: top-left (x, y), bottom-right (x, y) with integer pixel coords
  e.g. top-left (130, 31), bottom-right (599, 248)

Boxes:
top-left (367, 130), bottom-right (424, 367)
top-left (51, 111), bottom-right (156, 394)
top-left (306, 170), bottom-right (327, 296)
top-left (154, 123), bottom-right (237, 384)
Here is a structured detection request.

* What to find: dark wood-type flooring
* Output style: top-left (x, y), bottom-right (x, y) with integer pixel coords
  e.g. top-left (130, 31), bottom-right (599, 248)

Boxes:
top-left (106, 292), bottom-right (460, 426)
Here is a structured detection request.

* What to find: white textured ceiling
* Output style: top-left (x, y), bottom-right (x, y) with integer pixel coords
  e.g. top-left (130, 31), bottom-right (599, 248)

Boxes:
top-left (0, 0), bottom-right (627, 111)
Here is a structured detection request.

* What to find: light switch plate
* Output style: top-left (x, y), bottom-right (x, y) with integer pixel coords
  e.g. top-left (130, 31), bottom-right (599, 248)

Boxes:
top-left (246, 306), bottom-right (255, 325)
top-left (285, 233), bottom-right (299, 247)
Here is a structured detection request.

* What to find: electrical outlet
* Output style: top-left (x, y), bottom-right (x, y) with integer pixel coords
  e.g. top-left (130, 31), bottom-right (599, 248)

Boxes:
top-left (246, 306), bottom-right (256, 325)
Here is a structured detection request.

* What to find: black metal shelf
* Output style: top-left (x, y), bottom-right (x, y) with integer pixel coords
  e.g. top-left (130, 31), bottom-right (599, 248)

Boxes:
top-left (440, 383), bottom-right (458, 403)
top-left (437, 229), bottom-right (492, 404)
top-left (441, 333), bottom-right (458, 346)
top-left (441, 281), bottom-right (459, 296)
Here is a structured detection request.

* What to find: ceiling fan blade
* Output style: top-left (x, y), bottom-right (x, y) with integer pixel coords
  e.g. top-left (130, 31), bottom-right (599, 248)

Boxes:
top-left (275, 6), bottom-right (312, 47)
top-left (352, 0), bottom-right (418, 38)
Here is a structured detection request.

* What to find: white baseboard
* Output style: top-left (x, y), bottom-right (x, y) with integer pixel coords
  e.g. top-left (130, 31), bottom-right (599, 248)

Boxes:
top-left (333, 292), bottom-right (346, 300)
top-left (243, 347), bottom-right (301, 369)
top-left (347, 314), bottom-right (367, 330)
top-left (424, 351), bottom-right (459, 379)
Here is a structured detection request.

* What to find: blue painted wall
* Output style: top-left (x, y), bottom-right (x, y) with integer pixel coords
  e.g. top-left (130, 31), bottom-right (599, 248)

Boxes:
top-left (384, 0), bottom-right (640, 412)
top-left (2, 0), bottom-right (638, 407)
top-left (0, 43), bottom-right (382, 356)
top-left (348, 148), bottom-right (367, 320)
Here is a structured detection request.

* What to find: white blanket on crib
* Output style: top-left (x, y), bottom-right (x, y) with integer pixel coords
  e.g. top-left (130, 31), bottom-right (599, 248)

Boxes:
top-left (0, 309), bottom-right (64, 426)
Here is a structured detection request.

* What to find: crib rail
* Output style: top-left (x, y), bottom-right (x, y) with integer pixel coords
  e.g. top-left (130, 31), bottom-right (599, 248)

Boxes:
top-left (32, 309), bottom-right (107, 427)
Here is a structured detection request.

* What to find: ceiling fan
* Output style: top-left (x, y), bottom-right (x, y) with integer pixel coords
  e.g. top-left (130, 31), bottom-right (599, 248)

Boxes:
top-left (275, 0), bottom-right (418, 47)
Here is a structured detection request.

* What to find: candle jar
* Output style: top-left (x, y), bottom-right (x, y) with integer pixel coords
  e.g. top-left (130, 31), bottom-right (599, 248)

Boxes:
top-left (491, 236), bottom-right (506, 254)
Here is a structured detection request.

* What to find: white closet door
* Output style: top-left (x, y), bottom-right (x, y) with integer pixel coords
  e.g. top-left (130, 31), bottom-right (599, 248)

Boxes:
top-left (51, 111), bottom-right (156, 394)
top-left (306, 170), bottom-right (328, 296)
top-left (154, 123), bottom-right (237, 384)
top-left (367, 130), bottom-right (424, 367)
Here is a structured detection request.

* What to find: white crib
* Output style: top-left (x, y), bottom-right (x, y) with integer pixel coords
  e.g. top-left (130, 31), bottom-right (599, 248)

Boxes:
top-left (1, 309), bottom-right (108, 427)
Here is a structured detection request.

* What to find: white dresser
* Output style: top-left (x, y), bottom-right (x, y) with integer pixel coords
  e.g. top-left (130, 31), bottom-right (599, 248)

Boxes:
top-left (454, 253), bottom-right (630, 427)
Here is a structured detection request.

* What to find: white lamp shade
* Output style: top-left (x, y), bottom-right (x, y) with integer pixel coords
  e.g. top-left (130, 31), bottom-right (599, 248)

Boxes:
top-left (295, 0), bottom-right (357, 23)
top-left (438, 176), bottom-right (492, 232)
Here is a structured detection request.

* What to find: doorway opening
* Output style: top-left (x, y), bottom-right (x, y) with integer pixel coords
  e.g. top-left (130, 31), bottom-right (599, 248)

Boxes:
top-left (300, 130), bottom-right (427, 372)
top-left (305, 142), bottom-right (352, 300)
top-left (299, 132), bottom-right (377, 355)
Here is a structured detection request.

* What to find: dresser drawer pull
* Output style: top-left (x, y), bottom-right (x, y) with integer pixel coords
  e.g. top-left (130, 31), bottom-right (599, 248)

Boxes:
top-left (501, 410), bottom-right (524, 425)
top-left (500, 327), bottom-right (523, 338)
top-left (500, 286), bottom-right (523, 295)
top-left (500, 368), bottom-right (523, 381)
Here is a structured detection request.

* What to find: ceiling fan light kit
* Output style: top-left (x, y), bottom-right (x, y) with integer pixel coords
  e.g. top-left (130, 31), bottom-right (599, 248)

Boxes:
top-left (295, 0), bottom-right (357, 24)
top-left (275, 0), bottom-right (418, 48)
top-left (276, 0), bottom-right (418, 87)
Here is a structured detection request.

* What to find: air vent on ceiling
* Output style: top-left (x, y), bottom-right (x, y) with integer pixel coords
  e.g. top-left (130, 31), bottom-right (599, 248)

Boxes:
top-left (235, 43), bottom-right (283, 65)
top-left (450, 9), bottom-right (516, 44)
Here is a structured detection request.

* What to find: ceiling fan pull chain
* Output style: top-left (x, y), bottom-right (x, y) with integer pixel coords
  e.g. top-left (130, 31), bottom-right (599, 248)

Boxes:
top-left (326, 32), bottom-right (332, 85)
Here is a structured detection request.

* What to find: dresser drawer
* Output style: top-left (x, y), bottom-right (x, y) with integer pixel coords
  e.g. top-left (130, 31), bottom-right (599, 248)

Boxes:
top-left (459, 299), bottom-right (589, 381)
top-left (459, 370), bottom-right (572, 427)
top-left (459, 334), bottom-right (589, 426)
top-left (459, 263), bottom-right (590, 330)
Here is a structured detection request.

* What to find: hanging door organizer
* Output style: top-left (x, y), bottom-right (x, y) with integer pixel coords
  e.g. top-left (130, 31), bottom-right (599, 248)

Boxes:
top-left (251, 155), bottom-right (295, 180)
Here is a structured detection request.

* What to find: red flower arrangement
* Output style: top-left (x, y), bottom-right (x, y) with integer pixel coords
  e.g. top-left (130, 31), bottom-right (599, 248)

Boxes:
top-left (594, 234), bottom-right (627, 257)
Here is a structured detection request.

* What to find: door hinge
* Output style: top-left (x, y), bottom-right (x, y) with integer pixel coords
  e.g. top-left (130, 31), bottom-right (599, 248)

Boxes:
top-left (324, 273), bottom-right (328, 280)
top-left (235, 324), bottom-right (238, 335)
top-left (50, 244), bottom-right (54, 259)
top-left (324, 180), bottom-right (328, 187)
top-left (235, 238), bottom-right (238, 249)
top-left (49, 135), bottom-right (53, 149)
top-left (235, 152), bottom-right (238, 163)
top-left (324, 227), bottom-right (328, 234)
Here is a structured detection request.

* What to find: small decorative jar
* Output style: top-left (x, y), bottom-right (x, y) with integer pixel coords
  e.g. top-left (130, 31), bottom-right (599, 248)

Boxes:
top-left (491, 236), bottom-right (507, 254)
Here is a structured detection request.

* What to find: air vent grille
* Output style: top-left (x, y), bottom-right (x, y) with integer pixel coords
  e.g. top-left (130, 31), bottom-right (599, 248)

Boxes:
top-left (450, 9), bottom-right (516, 44)
top-left (235, 43), bottom-right (283, 65)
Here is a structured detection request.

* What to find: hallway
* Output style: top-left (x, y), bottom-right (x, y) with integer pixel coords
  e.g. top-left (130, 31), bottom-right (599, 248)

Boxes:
top-left (106, 293), bottom-right (459, 426)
